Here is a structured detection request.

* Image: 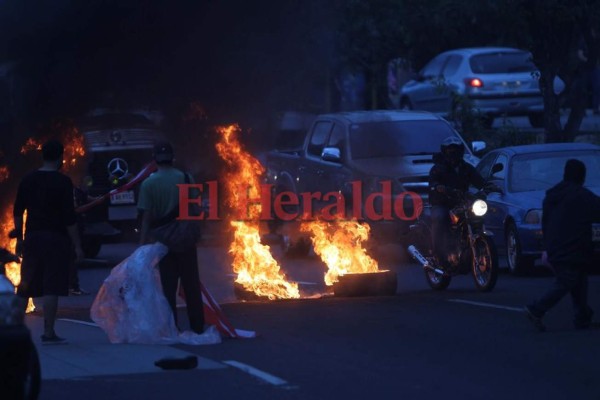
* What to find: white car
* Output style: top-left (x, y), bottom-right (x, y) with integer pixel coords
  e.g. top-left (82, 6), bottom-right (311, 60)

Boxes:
top-left (399, 47), bottom-right (564, 128)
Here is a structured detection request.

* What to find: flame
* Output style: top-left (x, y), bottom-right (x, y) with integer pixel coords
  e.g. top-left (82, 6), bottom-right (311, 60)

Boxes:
top-left (20, 137), bottom-right (42, 154)
top-left (0, 208), bottom-right (35, 312)
top-left (215, 124), bottom-right (299, 299)
top-left (0, 165), bottom-right (8, 182)
top-left (301, 219), bottom-right (382, 286)
top-left (19, 122), bottom-right (86, 173)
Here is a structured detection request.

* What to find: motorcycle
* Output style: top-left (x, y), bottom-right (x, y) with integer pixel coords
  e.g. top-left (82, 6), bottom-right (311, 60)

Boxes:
top-left (407, 181), bottom-right (502, 292)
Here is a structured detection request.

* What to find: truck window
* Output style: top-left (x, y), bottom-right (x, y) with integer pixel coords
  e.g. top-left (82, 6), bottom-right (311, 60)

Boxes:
top-left (349, 119), bottom-right (461, 159)
top-left (327, 123), bottom-right (345, 149)
top-left (307, 121), bottom-right (332, 157)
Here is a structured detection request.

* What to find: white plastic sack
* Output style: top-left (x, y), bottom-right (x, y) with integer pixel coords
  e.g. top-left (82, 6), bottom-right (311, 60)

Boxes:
top-left (91, 243), bottom-right (220, 345)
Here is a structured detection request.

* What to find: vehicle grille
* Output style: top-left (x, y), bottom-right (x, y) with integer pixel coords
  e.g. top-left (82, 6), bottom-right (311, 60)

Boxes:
top-left (398, 176), bottom-right (430, 204)
top-left (85, 149), bottom-right (154, 196)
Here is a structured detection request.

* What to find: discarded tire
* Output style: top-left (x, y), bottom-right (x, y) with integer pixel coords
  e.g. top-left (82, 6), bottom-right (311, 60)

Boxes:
top-left (333, 270), bottom-right (397, 297)
top-left (233, 282), bottom-right (272, 301)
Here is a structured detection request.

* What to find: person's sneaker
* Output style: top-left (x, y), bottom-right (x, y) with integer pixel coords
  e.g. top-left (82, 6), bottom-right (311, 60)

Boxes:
top-left (524, 306), bottom-right (546, 332)
top-left (41, 334), bottom-right (68, 345)
top-left (69, 287), bottom-right (90, 296)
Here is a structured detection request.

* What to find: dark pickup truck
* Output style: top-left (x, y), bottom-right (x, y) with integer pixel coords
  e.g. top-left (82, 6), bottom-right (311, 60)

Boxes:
top-left (265, 110), bottom-right (486, 246)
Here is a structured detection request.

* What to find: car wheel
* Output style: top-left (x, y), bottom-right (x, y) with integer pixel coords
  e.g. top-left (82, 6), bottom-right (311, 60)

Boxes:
top-left (506, 222), bottom-right (534, 275)
top-left (528, 113), bottom-right (544, 128)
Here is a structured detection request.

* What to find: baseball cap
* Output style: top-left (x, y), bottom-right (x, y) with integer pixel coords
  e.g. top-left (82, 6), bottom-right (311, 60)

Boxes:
top-left (153, 141), bottom-right (174, 162)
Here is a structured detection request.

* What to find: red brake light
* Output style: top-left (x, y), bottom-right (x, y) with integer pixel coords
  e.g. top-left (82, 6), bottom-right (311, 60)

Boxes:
top-left (465, 78), bottom-right (483, 88)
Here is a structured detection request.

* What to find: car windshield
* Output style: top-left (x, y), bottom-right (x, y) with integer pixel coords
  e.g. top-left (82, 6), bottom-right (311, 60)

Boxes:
top-left (509, 151), bottom-right (600, 192)
top-left (349, 120), bottom-right (463, 159)
top-left (469, 51), bottom-right (536, 74)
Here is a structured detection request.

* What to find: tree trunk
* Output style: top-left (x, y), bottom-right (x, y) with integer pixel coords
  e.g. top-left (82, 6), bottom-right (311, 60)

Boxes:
top-left (562, 66), bottom-right (589, 140)
top-left (541, 71), bottom-right (566, 143)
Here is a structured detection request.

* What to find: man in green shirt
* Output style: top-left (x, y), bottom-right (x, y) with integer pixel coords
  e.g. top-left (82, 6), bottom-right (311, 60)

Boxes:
top-left (138, 141), bottom-right (205, 334)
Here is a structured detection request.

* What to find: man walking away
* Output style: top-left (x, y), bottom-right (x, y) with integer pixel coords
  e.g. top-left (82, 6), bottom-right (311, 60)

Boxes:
top-left (13, 139), bottom-right (85, 344)
top-left (525, 159), bottom-right (600, 331)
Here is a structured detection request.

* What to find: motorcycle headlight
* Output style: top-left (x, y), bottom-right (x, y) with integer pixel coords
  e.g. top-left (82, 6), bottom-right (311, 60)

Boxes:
top-left (472, 199), bottom-right (488, 216)
top-left (524, 209), bottom-right (543, 224)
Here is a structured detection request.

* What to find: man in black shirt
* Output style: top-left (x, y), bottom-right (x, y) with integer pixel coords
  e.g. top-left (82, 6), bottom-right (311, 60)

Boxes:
top-left (13, 139), bottom-right (84, 344)
top-left (525, 159), bottom-right (600, 331)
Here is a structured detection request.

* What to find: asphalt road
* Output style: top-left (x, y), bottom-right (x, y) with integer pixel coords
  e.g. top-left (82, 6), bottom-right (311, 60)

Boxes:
top-left (35, 237), bottom-right (600, 400)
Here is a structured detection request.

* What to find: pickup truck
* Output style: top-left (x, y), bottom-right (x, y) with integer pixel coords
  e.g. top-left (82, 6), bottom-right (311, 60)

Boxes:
top-left (265, 110), bottom-right (485, 248)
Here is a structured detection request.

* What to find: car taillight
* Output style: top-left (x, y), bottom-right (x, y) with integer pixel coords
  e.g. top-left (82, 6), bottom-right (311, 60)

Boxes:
top-left (464, 78), bottom-right (483, 88)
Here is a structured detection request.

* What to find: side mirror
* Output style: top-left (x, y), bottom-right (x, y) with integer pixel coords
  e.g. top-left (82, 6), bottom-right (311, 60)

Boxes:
top-left (491, 163), bottom-right (504, 174)
top-left (472, 141), bottom-right (487, 154)
top-left (321, 147), bottom-right (341, 163)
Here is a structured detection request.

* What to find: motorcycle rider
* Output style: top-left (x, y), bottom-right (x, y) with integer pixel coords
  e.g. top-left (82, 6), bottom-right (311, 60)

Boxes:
top-left (428, 136), bottom-right (490, 268)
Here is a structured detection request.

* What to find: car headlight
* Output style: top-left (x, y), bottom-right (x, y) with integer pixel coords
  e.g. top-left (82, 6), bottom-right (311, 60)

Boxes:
top-left (524, 209), bottom-right (543, 224)
top-left (472, 199), bottom-right (488, 216)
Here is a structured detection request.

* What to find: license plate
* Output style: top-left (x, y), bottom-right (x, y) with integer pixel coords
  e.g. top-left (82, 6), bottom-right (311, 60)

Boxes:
top-left (593, 225), bottom-right (600, 242)
top-left (110, 190), bottom-right (135, 205)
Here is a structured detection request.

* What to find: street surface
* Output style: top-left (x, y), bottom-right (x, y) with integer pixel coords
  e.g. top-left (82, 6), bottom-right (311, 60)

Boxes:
top-left (29, 112), bottom-right (600, 399)
top-left (28, 231), bottom-right (600, 400)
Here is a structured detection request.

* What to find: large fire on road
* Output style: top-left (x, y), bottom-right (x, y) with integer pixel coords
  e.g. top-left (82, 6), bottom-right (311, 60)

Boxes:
top-left (215, 124), bottom-right (299, 300)
top-left (301, 219), bottom-right (383, 286)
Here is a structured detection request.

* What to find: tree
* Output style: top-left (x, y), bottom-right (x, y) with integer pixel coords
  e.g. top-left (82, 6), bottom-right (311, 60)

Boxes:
top-left (335, 0), bottom-right (600, 142)
top-left (519, 0), bottom-right (600, 142)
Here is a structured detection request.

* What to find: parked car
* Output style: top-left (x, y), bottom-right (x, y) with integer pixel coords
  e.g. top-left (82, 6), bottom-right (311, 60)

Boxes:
top-left (265, 110), bottom-right (486, 250)
top-left (475, 143), bottom-right (600, 274)
top-left (399, 47), bottom-right (564, 128)
top-left (77, 113), bottom-right (167, 253)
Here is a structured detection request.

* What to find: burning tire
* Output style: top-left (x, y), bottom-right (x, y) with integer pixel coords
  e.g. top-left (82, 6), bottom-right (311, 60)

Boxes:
top-left (233, 282), bottom-right (271, 301)
top-left (333, 270), bottom-right (397, 297)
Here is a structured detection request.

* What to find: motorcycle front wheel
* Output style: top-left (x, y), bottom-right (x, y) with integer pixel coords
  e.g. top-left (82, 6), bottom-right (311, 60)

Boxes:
top-left (471, 235), bottom-right (498, 292)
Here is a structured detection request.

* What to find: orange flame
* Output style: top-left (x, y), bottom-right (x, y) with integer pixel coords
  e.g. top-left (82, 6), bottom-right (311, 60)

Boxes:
top-left (215, 124), bottom-right (299, 299)
top-left (301, 219), bottom-right (382, 286)
top-left (19, 123), bottom-right (86, 173)
top-left (0, 165), bottom-right (8, 182)
top-left (0, 208), bottom-right (34, 312)
top-left (20, 138), bottom-right (42, 154)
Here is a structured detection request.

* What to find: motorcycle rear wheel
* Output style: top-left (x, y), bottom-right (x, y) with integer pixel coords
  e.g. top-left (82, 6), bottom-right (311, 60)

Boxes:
top-left (471, 235), bottom-right (498, 292)
top-left (413, 221), bottom-right (452, 291)
top-left (425, 268), bottom-right (451, 290)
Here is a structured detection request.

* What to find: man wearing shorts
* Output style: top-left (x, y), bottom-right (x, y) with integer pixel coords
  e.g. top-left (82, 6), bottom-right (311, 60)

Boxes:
top-left (13, 139), bottom-right (84, 344)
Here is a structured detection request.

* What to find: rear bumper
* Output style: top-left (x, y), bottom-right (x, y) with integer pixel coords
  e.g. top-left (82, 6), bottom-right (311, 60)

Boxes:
top-left (470, 96), bottom-right (543, 116)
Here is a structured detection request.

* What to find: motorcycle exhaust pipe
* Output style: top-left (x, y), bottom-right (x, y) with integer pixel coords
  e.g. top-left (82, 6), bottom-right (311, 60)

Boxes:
top-left (407, 245), bottom-right (445, 275)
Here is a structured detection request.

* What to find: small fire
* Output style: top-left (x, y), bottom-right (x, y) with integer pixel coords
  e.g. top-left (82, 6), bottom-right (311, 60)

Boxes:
top-left (215, 124), bottom-right (299, 300)
top-left (20, 138), bottom-right (42, 154)
top-left (301, 219), bottom-right (382, 286)
top-left (19, 121), bottom-right (86, 173)
top-left (0, 208), bottom-right (34, 312)
top-left (0, 165), bottom-right (8, 182)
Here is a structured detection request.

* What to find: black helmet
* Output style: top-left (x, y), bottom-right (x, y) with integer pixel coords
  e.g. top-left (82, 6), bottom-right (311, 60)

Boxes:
top-left (440, 136), bottom-right (464, 166)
